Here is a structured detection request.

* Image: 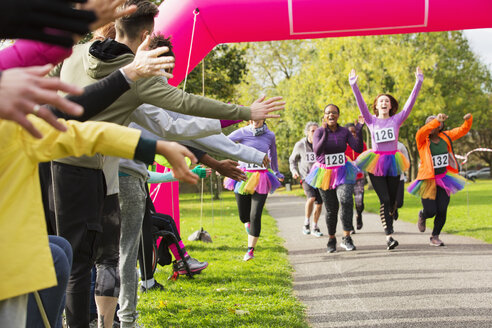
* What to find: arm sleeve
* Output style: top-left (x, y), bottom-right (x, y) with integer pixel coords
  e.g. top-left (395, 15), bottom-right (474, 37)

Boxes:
top-left (415, 119), bottom-right (440, 147)
top-left (21, 116), bottom-right (143, 163)
top-left (312, 128), bottom-right (326, 156)
top-left (349, 77), bottom-right (373, 125)
top-left (394, 73), bottom-right (424, 125)
top-left (268, 134), bottom-right (284, 179)
top-left (128, 104), bottom-right (222, 141)
top-left (179, 134), bottom-right (266, 165)
top-left (148, 171), bottom-right (176, 183)
top-left (0, 40), bottom-right (72, 70)
top-left (288, 142), bottom-right (301, 176)
top-left (185, 145), bottom-right (207, 162)
top-left (50, 70), bottom-right (130, 121)
top-left (134, 138), bottom-right (157, 165)
top-left (445, 115), bottom-right (473, 141)
top-left (347, 124), bottom-right (364, 153)
top-left (137, 76), bottom-right (251, 120)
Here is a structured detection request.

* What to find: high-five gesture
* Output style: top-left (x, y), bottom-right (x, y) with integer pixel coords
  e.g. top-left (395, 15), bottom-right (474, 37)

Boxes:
top-left (436, 113), bottom-right (448, 122)
top-left (349, 69), bottom-right (358, 83)
top-left (415, 66), bottom-right (423, 79)
top-left (122, 36), bottom-right (175, 81)
top-left (250, 96), bottom-right (285, 120)
top-left (463, 113), bottom-right (472, 121)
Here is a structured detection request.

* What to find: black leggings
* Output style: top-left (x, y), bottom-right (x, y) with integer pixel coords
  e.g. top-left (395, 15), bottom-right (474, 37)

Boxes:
top-left (368, 174), bottom-right (401, 235)
top-left (421, 186), bottom-right (450, 236)
top-left (235, 193), bottom-right (268, 237)
top-left (319, 184), bottom-right (354, 236)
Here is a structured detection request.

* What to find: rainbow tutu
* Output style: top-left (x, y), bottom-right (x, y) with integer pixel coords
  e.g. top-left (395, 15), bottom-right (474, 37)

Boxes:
top-left (224, 169), bottom-right (281, 195)
top-left (407, 171), bottom-right (466, 200)
top-left (305, 161), bottom-right (359, 190)
top-left (356, 149), bottom-right (409, 177)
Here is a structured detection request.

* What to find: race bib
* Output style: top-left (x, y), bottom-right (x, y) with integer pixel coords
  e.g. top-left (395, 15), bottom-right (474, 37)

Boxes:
top-left (324, 152), bottom-right (346, 168)
top-left (432, 153), bottom-right (449, 169)
top-left (305, 152), bottom-right (316, 163)
top-left (373, 127), bottom-right (396, 143)
top-left (240, 161), bottom-right (267, 170)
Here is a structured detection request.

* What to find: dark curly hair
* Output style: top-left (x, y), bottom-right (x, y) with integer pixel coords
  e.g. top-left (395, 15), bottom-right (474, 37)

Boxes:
top-left (149, 33), bottom-right (174, 58)
top-left (372, 94), bottom-right (398, 117)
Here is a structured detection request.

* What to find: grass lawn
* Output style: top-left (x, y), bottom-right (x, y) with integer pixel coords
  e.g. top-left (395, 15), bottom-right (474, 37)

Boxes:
top-left (137, 191), bottom-right (308, 328)
top-left (278, 180), bottom-right (492, 243)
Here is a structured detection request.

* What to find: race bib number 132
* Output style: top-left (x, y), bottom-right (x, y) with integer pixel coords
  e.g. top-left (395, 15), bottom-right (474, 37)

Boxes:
top-left (374, 127), bottom-right (395, 143)
top-left (324, 153), bottom-right (345, 167)
top-left (432, 153), bottom-right (449, 169)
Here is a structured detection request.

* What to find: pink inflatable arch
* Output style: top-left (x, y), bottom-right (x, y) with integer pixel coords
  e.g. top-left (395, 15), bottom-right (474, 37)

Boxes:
top-left (155, 0), bottom-right (492, 86)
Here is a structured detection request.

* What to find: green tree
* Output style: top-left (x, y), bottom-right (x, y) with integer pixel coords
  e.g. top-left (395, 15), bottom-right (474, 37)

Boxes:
top-left (236, 32), bottom-right (492, 180)
top-left (178, 44), bottom-right (248, 102)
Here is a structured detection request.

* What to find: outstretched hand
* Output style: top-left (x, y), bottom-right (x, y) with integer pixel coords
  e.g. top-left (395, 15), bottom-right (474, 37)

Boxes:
top-left (357, 115), bottom-right (365, 125)
top-left (0, 64), bottom-right (84, 138)
top-left (415, 66), bottom-right (423, 78)
top-left (250, 96), bottom-right (285, 120)
top-left (436, 113), bottom-right (448, 123)
top-left (349, 69), bottom-right (358, 83)
top-left (216, 159), bottom-right (247, 181)
top-left (81, 0), bottom-right (138, 31)
top-left (156, 141), bottom-right (199, 184)
top-left (463, 113), bottom-right (472, 121)
top-left (122, 36), bottom-right (175, 81)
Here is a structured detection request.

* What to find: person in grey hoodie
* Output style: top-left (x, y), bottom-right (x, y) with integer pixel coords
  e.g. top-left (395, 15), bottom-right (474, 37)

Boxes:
top-left (289, 121), bottom-right (324, 237)
top-left (46, 1), bottom-right (284, 326)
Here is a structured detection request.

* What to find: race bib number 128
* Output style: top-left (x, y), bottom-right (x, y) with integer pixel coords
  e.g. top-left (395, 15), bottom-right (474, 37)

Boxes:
top-left (324, 153), bottom-right (345, 167)
top-left (374, 127), bottom-right (395, 143)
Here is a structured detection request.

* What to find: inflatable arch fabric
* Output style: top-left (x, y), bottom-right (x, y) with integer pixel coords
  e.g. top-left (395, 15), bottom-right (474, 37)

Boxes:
top-left (154, 0), bottom-right (492, 86)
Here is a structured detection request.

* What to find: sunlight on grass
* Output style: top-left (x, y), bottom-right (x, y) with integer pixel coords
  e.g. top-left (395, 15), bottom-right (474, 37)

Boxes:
top-left (137, 191), bottom-right (308, 327)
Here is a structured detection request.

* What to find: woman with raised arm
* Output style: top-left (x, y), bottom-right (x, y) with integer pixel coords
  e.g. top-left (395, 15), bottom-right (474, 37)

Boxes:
top-left (349, 67), bottom-right (424, 250)
top-left (224, 119), bottom-right (283, 261)
top-left (408, 113), bottom-right (472, 246)
top-left (305, 105), bottom-right (363, 253)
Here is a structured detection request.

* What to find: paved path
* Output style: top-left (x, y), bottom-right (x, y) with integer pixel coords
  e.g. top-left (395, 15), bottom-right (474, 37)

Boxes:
top-left (265, 194), bottom-right (492, 328)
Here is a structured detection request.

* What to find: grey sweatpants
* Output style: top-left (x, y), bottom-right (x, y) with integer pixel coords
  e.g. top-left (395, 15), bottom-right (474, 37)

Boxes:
top-left (117, 175), bottom-right (147, 328)
top-left (0, 294), bottom-right (27, 328)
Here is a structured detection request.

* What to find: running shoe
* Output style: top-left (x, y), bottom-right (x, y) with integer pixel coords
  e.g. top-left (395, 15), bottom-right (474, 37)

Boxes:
top-left (429, 236), bottom-right (444, 247)
top-left (340, 236), bottom-right (356, 251)
top-left (174, 256), bottom-right (209, 275)
top-left (312, 227), bottom-right (323, 237)
top-left (327, 237), bottom-right (337, 253)
top-left (393, 209), bottom-right (399, 221)
top-left (386, 237), bottom-right (399, 250)
top-left (350, 229), bottom-right (356, 235)
top-left (140, 281), bottom-right (165, 293)
top-left (302, 224), bottom-right (311, 235)
top-left (356, 214), bottom-right (363, 230)
top-left (417, 210), bottom-right (426, 232)
top-left (243, 248), bottom-right (255, 261)
top-left (245, 222), bottom-right (251, 235)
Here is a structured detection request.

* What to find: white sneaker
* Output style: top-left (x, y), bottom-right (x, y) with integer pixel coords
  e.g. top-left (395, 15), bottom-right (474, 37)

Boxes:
top-left (312, 227), bottom-right (323, 237)
top-left (243, 249), bottom-right (255, 261)
top-left (302, 224), bottom-right (311, 235)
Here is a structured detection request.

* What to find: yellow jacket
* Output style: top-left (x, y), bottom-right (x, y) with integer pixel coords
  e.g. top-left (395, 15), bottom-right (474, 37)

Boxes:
top-left (415, 116), bottom-right (473, 181)
top-left (0, 116), bottom-right (141, 301)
